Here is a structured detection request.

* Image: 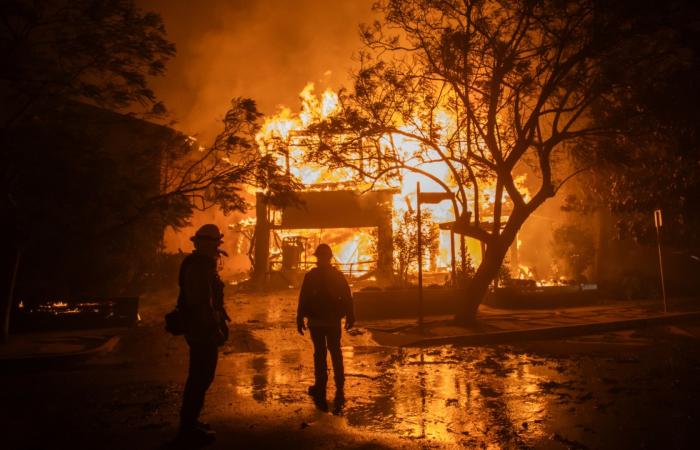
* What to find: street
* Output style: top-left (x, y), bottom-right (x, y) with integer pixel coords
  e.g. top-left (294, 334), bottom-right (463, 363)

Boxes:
top-left (2, 290), bottom-right (700, 449)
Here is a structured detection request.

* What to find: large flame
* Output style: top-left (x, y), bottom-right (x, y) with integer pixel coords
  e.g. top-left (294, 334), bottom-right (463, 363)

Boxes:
top-left (254, 82), bottom-right (534, 278)
top-left (256, 83), bottom-right (343, 186)
top-left (299, 82), bottom-right (340, 126)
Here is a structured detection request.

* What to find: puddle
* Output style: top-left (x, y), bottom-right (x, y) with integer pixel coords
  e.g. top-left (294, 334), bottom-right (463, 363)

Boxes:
top-left (218, 340), bottom-right (579, 446)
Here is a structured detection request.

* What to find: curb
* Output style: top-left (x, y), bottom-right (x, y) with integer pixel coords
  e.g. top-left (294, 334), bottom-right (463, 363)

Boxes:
top-left (0, 335), bottom-right (120, 368)
top-left (401, 311), bottom-right (700, 347)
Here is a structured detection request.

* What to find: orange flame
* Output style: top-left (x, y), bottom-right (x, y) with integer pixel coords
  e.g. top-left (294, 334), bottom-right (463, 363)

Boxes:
top-left (255, 81), bottom-right (534, 276)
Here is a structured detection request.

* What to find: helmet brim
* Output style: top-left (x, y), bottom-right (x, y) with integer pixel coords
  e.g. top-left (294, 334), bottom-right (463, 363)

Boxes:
top-left (190, 235), bottom-right (223, 243)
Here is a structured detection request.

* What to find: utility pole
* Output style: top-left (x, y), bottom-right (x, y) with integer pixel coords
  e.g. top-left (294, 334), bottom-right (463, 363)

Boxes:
top-left (450, 230), bottom-right (456, 286)
top-left (654, 209), bottom-right (667, 313)
top-left (416, 187), bottom-right (455, 326)
top-left (416, 182), bottom-right (424, 332)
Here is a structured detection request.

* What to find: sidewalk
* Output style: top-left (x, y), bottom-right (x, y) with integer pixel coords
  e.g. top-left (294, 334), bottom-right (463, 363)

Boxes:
top-left (0, 328), bottom-right (122, 367)
top-left (3, 298), bottom-right (700, 363)
top-left (365, 298), bottom-right (700, 347)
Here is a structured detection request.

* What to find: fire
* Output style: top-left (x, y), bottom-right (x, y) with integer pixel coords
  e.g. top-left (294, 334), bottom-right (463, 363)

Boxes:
top-left (253, 81), bottom-right (535, 280)
top-left (259, 107), bottom-right (298, 141)
top-left (268, 228), bottom-right (376, 277)
top-left (333, 232), bottom-right (374, 273)
top-left (256, 83), bottom-right (347, 186)
top-left (299, 82), bottom-right (339, 126)
top-left (518, 264), bottom-right (535, 280)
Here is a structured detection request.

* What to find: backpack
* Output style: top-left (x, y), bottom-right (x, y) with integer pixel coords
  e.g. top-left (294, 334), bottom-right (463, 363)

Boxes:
top-left (164, 307), bottom-right (186, 335)
top-left (307, 268), bottom-right (346, 320)
top-left (165, 253), bottom-right (229, 343)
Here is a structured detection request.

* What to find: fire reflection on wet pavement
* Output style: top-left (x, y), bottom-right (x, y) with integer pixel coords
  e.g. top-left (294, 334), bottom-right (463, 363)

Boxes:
top-left (210, 293), bottom-right (700, 449)
top-left (3, 290), bottom-right (700, 449)
top-left (218, 328), bottom-right (579, 447)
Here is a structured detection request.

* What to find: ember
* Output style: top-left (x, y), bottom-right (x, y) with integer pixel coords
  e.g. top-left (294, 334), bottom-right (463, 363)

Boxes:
top-left (12, 298), bottom-right (139, 331)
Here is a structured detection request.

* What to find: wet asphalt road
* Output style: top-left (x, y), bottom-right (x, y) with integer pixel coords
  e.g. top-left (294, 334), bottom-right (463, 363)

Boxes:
top-left (2, 290), bottom-right (700, 449)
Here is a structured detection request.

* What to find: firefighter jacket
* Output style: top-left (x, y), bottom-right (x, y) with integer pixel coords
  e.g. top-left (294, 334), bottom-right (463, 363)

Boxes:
top-left (177, 251), bottom-right (226, 344)
top-left (297, 265), bottom-right (354, 327)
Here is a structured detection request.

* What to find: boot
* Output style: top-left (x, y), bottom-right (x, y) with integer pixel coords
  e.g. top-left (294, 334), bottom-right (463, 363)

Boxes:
top-left (334, 388), bottom-right (345, 404)
top-left (178, 423), bottom-right (216, 446)
top-left (334, 377), bottom-right (345, 402)
top-left (307, 384), bottom-right (326, 398)
top-left (196, 420), bottom-right (211, 430)
top-left (308, 384), bottom-right (328, 412)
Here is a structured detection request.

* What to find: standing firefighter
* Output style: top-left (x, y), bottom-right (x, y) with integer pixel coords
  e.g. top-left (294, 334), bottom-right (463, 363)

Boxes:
top-left (297, 243), bottom-right (355, 407)
top-left (177, 224), bottom-right (230, 444)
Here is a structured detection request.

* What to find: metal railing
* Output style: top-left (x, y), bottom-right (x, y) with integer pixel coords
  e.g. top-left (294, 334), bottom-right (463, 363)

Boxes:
top-left (270, 259), bottom-right (377, 279)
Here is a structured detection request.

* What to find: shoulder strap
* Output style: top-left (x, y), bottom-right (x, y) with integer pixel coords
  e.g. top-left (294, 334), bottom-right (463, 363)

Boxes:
top-left (177, 254), bottom-right (200, 308)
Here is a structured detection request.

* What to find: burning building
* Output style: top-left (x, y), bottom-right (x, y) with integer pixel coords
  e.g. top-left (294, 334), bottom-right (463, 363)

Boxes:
top-left (251, 189), bottom-right (396, 286)
top-left (236, 83), bottom-right (533, 289)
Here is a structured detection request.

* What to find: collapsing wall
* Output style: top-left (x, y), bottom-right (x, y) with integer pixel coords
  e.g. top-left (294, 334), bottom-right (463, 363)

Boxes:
top-left (252, 190), bottom-right (396, 285)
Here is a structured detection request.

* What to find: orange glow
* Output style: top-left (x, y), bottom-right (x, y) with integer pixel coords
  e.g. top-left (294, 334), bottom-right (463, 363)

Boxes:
top-left (254, 82), bottom-right (537, 279)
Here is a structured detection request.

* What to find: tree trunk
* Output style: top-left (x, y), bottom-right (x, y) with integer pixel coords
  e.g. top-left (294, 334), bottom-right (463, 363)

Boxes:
top-left (455, 208), bottom-right (529, 324)
top-left (456, 241), bottom-right (509, 323)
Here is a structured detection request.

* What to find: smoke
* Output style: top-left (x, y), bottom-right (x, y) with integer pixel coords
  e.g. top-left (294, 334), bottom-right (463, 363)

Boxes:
top-left (514, 158), bottom-right (583, 282)
top-left (138, 1), bottom-right (584, 282)
top-left (137, 0), bottom-right (376, 268)
top-left (161, 207), bottom-right (250, 276)
top-left (138, 0), bottom-right (376, 141)
top-left (516, 195), bottom-right (565, 280)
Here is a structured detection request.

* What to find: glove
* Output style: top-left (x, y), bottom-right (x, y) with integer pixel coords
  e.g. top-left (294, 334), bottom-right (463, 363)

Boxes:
top-left (297, 318), bottom-right (306, 335)
top-left (345, 316), bottom-right (355, 331)
top-left (221, 307), bottom-right (232, 323)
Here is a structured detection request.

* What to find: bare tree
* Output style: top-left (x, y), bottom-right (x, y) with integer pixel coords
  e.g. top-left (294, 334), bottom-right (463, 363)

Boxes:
top-left (308, 0), bottom-right (642, 322)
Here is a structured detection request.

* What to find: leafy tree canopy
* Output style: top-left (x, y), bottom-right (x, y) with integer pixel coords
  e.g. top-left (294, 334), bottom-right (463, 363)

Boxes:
top-left (568, 0), bottom-right (700, 248)
top-left (301, 0), bottom-right (684, 320)
top-left (1, 0), bottom-right (175, 119)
